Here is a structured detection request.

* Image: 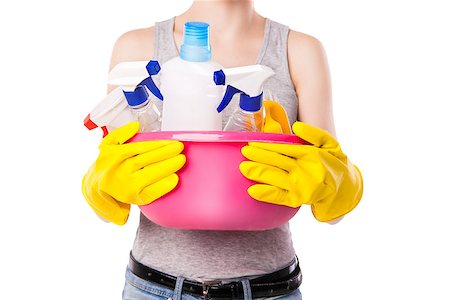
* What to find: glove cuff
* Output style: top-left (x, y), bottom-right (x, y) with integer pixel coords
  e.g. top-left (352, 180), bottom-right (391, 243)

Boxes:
top-left (311, 162), bottom-right (363, 222)
top-left (81, 173), bottom-right (131, 225)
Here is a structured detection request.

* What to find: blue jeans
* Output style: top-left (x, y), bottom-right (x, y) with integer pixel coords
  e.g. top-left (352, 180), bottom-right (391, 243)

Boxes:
top-left (123, 267), bottom-right (302, 300)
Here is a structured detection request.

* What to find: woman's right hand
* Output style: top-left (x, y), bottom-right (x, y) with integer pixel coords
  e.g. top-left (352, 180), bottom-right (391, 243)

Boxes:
top-left (81, 122), bottom-right (186, 225)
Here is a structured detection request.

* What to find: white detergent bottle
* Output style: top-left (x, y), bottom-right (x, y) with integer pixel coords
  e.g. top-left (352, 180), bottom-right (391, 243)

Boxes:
top-left (160, 22), bottom-right (224, 131)
top-left (214, 65), bottom-right (275, 132)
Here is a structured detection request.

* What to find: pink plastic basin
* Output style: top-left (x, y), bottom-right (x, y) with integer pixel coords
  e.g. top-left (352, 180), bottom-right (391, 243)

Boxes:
top-left (128, 131), bottom-right (305, 231)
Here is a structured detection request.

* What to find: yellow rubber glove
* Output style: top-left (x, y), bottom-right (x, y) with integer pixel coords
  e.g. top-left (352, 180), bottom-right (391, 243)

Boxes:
top-left (240, 122), bottom-right (363, 222)
top-left (81, 122), bottom-right (186, 225)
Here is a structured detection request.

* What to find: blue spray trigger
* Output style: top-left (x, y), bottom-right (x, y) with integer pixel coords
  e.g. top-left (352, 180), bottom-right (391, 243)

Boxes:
top-left (136, 60), bottom-right (164, 101)
top-left (215, 69), bottom-right (246, 113)
top-left (139, 77), bottom-right (163, 101)
top-left (217, 85), bottom-right (246, 113)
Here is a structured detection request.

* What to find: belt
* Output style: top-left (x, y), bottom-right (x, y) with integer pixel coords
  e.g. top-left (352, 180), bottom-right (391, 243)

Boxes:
top-left (129, 252), bottom-right (302, 299)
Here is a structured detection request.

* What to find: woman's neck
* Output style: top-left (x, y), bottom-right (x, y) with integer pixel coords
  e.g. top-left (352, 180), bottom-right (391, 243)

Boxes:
top-left (173, 0), bottom-right (266, 67)
top-left (176, 0), bottom-right (259, 39)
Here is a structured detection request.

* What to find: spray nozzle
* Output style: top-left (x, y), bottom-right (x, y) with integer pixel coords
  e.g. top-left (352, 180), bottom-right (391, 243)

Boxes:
top-left (214, 65), bottom-right (275, 113)
top-left (108, 60), bottom-right (164, 104)
top-left (216, 85), bottom-right (243, 112)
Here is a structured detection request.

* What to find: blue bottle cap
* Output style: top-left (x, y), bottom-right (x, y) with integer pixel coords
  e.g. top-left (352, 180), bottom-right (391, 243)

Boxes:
top-left (240, 92), bottom-right (263, 112)
top-left (124, 86), bottom-right (149, 107)
top-left (180, 22), bottom-right (211, 62)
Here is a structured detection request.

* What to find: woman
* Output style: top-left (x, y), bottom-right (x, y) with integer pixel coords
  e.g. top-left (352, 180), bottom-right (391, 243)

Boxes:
top-left (82, 1), bottom-right (363, 299)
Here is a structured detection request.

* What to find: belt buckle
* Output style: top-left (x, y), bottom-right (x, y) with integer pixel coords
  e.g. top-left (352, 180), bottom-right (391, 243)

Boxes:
top-left (202, 280), bottom-right (223, 300)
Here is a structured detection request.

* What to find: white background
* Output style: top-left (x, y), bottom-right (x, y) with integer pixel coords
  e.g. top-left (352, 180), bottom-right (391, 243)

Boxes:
top-left (1, 0), bottom-right (449, 299)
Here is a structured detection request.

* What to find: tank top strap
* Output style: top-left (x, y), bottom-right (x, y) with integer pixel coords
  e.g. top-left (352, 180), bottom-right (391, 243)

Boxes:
top-left (154, 17), bottom-right (179, 64)
top-left (258, 18), bottom-right (295, 93)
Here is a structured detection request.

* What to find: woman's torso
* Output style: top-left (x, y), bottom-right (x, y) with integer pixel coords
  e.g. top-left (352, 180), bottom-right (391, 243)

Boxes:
top-left (131, 17), bottom-right (299, 282)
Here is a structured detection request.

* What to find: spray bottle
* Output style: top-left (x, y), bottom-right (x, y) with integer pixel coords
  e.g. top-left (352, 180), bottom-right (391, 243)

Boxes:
top-left (159, 22), bottom-right (224, 131)
top-left (214, 65), bottom-right (275, 132)
top-left (84, 87), bottom-right (133, 137)
top-left (84, 60), bottom-right (163, 136)
top-left (108, 60), bottom-right (163, 132)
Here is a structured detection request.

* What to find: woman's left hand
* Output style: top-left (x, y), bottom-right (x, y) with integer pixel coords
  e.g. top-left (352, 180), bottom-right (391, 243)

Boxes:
top-left (239, 122), bottom-right (363, 222)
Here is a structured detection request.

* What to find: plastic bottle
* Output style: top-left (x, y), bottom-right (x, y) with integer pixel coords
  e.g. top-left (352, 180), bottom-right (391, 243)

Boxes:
top-left (125, 85), bottom-right (161, 132)
top-left (214, 65), bottom-right (275, 132)
top-left (160, 22), bottom-right (224, 131)
top-left (223, 96), bottom-right (264, 132)
top-left (85, 60), bottom-right (164, 136)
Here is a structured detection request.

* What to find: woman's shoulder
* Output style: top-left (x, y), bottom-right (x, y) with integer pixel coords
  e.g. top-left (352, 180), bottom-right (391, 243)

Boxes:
top-left (109, 26), bottom-right (155, 69)
top-left (287, 29), bottom-right (329, 85)
top-left (287, 29), bottom-right (326, 61)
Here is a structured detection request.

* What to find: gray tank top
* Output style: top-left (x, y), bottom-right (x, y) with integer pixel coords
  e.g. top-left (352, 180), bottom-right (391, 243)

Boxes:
top-left (132, 17), bottom-right (299, 282)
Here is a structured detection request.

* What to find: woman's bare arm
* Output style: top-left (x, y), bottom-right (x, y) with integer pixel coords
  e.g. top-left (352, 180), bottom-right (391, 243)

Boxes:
top-left (288, 30), bottom-right (336, 137)
top-left (288, 31), bottom-right (343, 223)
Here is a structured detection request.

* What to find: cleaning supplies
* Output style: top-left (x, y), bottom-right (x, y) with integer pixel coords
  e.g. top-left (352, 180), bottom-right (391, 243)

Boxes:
top-left (159, 22), bottom-right (224, 131)
top-left (214, 65), bottom-right (275, 132)
top-left (84, 60), bottom-right (163, 136)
